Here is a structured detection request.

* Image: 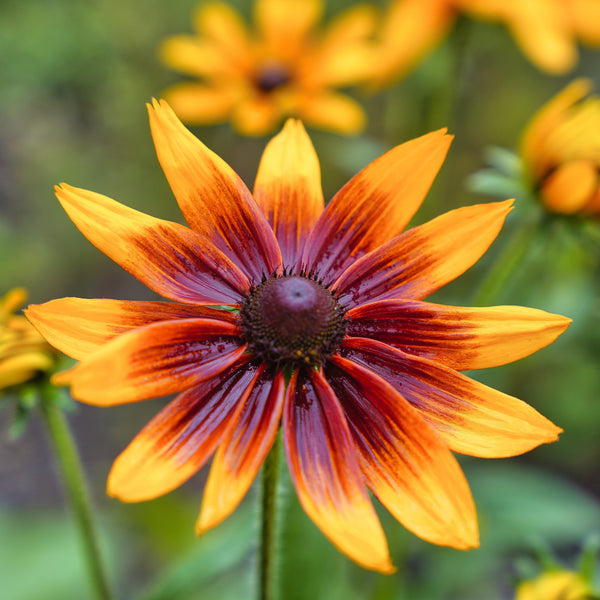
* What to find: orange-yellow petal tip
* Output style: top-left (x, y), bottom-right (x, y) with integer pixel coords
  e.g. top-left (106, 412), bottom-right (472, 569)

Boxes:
top-left (50, 368), bottom-right (73, 387)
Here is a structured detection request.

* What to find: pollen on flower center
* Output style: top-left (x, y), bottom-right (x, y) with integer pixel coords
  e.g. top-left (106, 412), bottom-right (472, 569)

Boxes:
top-left (255, 62), bottom-right (291, 93)
top-left (239, 274), bottom-right (347, 367)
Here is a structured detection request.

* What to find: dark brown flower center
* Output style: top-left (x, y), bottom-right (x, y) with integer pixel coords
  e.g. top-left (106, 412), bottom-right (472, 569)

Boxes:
top-left (239, 274), bottom-right (347, 367)
top-left (255, 62), bottom-right (291, 93)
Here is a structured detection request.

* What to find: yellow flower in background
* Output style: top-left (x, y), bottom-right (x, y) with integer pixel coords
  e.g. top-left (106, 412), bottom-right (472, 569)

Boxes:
top-left (515, 570), bottom-right (595, 600)
top-left (159, 0), bottom-right (375, 136)
top-left (0, 288), bottom-right (54, 391)
top-left (455, 0), bottom-right (600, 74)
top-left (520, 79), bottom-right (600, 216)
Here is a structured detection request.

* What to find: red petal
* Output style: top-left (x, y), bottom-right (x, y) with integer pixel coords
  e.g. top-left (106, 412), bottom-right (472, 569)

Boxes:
top-left (198, 366), bottom-right (285, 532)
top-left (283, 368), bottom-right (393, 573)
top-left (26, 298), bottom-right (237, 361)
top-left (347, 299), bottom-right (571, 370)
top-left (301, 130), bottom-right (452, 283)
top-left (148, 99), bottom-right (282, 280)
top-left (339, 337), bottom-right (562, 458)
top-left (107, 359), bottom-right (260, 501)
top-left (53, 318), bottom-right (246, 405)
top-left (328, 355), bottom-right (479, 550)
top-left (55, 184), bottom-right (249, 305)
top-left (334, 201), bottom-right (513, 307)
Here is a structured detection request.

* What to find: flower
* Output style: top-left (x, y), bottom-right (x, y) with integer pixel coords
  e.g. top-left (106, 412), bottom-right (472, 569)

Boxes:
top-left (520, 79), bottom-right (600, 216)
top-left (158, 0), bottom-right (375, 135)
top-left (455, 0), bottom-right (600, 74)
top-left (26, 100), bottom-right (570, 573)
top-left (515, 570), bottom-right (595, 600)
top-left (0, 288), bottom-right (54, 392)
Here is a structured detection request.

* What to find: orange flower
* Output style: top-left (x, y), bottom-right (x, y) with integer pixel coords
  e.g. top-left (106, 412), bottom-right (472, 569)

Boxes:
top-left (159, 0), bottom-right (375, 135)
top-left (27, 100), bottom-right (570, 573)
top-left (0, 288), bottom-right (54, 391)
top-left (521, 79), bottom-right (600, 216)
top-left (515, 570), bottom-right (594, 600)
top-left (455, 0), bottom-right (600, 73)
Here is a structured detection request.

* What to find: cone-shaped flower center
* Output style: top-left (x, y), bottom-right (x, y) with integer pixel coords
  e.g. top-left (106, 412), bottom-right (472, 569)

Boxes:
top-left (255, 62), bottom-right (291, 93)
top-left (240, 274), bottom-right (347, 367)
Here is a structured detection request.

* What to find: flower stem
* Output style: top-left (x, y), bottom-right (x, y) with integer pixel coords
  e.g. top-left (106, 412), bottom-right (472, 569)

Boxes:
top-left (259, 434), bottom-right (281, 600)
top-left (39, 386), bottom-right (113, 600)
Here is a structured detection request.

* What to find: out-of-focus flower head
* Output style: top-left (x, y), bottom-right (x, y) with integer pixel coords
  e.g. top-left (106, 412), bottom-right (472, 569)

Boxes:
top-left (159, 0), bottom-right (376, 136)
top-left (520, 79), bottom-right (600, 216)
top-left (515, 570), bottom-right (595, 600)
top-left (26, 100), bottom-right (571, 572)
top-left (455, 0), bottom-right (600, 74)
top-left (0, 288), bottom-right (54, 392)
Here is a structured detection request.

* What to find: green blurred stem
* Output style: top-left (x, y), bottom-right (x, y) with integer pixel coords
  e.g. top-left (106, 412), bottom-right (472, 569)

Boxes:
top-left (40, 389), bottom-right (113, 600)
top-left (259, 434), bottom-right (281, 600)
top-left (472, 220), bottom-right (538, 306)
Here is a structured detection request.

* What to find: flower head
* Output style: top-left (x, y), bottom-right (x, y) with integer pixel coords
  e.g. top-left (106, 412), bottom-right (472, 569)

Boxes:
top-left (27, 100), bottom-right (570, 572)
top-left (0, 288), bottom-right (54, 392)
top-left (159, 0), bottom-right (375, 135)
top-left (515, 570), bottom-right (595, 600)
top-left (521, 79), bottom-right (600, 216)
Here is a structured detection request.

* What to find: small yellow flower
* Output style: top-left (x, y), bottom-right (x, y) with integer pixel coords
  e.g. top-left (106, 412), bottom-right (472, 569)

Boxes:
top-left (455, 0), bottom-right (600, 74)
top-left (0, 288), bottom-right (54, 391)
top-left (515, 570), bottom-right (595, 600)
top-left (520, 79), bottom-right (600, 216)
top-left (159, 0), bottom-right (375, 136)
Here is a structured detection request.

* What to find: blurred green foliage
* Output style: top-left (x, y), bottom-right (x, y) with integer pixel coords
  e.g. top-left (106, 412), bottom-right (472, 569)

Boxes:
top-left (1, 0), bottom-right (600, 599)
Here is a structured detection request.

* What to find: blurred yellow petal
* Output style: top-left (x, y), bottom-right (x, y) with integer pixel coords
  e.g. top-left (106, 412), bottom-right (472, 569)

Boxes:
top-left (161, 82), bottom-right (237, 125)
top-left (297, 92), bottom-right (366, 135)
top-left (541, 160), bottom-right (598, 214)
top-left (515, 570), bottom-right (593, 600)
top-left (159, 35), bottom-right (232, 78)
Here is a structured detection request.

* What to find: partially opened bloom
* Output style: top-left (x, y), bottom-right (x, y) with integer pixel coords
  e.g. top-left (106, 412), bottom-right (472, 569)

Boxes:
top-left (455, 0), bottom-right (600, 74)
top-left (0, 288), bottom-right (54, 392)
top-left (521, 79), bottom-right (600, 216)
top-left (515, 570), bottom-right (595, 600)
top-left (27, 100), bottom-right (570, 572)
top-left (159, 0), bottom-right (375, 135)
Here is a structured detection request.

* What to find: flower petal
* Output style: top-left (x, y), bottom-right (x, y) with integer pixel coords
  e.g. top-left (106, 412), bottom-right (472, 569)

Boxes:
top-left (301, 130), bottom-right (452, 282)
top-left (107, 358), bottom-right (259, 502)
top-left (253, 119), bottom-right (324, 266)
top-left (339, 337), bottom-right (562, 458)
top-left (197, 366), bottom-right (285, 532)
top-left (334, 200), bottom-right (513, 307)
top-left (158, 35), bottom-right (233, 78)
top-left (296, 92), bottom-right (367, 136)
top-left (25, 298), bottom-right (237, 361)
top-left (327, 355), bottom-right (479, 550)
top-left (148, 99), bottom-right (282, 280)
top-left (55, 184), bottom-right (248, 305)
top-left (161, 82), bottom-right (237, 125)
top-left (283, 368), bottom-right (394, 574)
top-left (347, 299), bottom-right (571, 370)
top-left (541, 160), bottom-right (597, 214)
top-left (53, 318), bottom-right (246, 406)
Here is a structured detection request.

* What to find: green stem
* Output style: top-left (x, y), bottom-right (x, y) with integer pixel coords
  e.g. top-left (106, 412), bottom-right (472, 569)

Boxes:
top-left (259, 434), bottom-right (281, 600)
top-left (472, 219), bottom-right (539, 306)
top-left (39, 387), bottom-right (113, 600)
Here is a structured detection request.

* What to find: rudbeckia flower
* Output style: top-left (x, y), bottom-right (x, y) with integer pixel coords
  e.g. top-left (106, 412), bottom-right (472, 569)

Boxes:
top-left (159, 0), bottom-right (375, 135)
top-left (0, 288), bottom-right (54, 392)
top-left (26, 100), bottom-right (570, 573)
top-left (521, 79), bottom-right (600, 216)
top-left (515, 570), bottom-right (595, 600)
top-left (455, 0), bottom-right (600, 74)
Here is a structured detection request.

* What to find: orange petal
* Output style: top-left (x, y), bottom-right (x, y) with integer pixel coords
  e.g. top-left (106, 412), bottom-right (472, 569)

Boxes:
top-left (328, 355), bottom-right (479, 550)
top-left (283, 369), bottom-right (394, 573)
top-left (148, 99), bottom-right (282, 280)
top-left (161, 82), bottom-right (237, 125)
top-left (230, 95), bottom-right (281, 136)
top-left (53, 319), bottom-right (246, 406)
top-left (541, 160), bottom-right (597, 214)
top-left (347, 299), bottom-right (571, 370)
top-left (339, 338), bottom-right (562, 458)
top-left (295, 92), bottom-right (367, 135)
top-left (253, 119), bottom-right (324, 266)
top-left (158, 35), bottom-right (232, 78)
top-left (25, 298), bottom-right (237, 361)
top-left (55, 183), bottom-right (249, 305)
top-left (302, 130), bottom-right (452, 283)
top-left (334, 200), bottom-right (513, 306)
top-left (197, 366), bottom-right (285, 532)
top-left (108, 359), bottom-right (259, 502)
